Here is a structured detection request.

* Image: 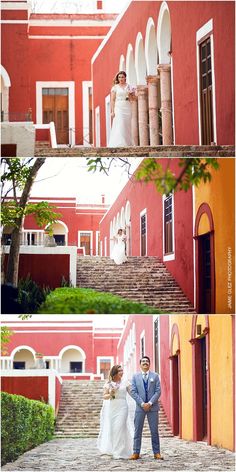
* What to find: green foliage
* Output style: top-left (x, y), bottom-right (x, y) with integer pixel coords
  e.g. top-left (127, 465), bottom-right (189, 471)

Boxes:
top-left (135, 158), bottom-right (219, 194)
top-left (1, 158), bottom-right (32, 191)
top-left (1, 200), bottom-right (61, 230)
top-left (0, 326), bottom-right (13, 355)
top-left (86, 157), bottom-right (220, 195)
top-left (18, 275), bottom-right (51, 314)
top-left (38, 287), bottom-right (161, 314)
top-left (1, 392), bottom-right (55, 466)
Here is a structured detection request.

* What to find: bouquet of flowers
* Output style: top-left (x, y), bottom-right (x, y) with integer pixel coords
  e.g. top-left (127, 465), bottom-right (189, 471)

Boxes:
top-left (108, 381), bottom-right (120, 399)
top-left (126, 86), bottom-right (136, 100)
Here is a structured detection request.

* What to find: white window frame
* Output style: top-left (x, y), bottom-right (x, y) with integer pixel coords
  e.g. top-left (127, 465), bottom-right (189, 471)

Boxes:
top-left (78, 230), bottom-right (93, 255)
top-left (95, 106), bottom-right (101, 147)
top-left (96, 356), bottom-right (114, 378)
top-left (100, 240), bottom-right (103, 256)
top-left (140, 208), bottom-right (147, 256)
top-left (162, 193), bottom-right (175, 262)
top-left (82, 81), bottom-right (92, 146)
top-left (196, 19), bottom-right (217, 144)
top-left (104, 236), bottom-right (107, 256)
top-left (36, 81), bottom-right (75, 146)
top-left (96, 231), bottom-right (100, 256)
top-left (140, 330), bottom-right (145, 358)
top-left (105, 94), bottom-right (111, 145)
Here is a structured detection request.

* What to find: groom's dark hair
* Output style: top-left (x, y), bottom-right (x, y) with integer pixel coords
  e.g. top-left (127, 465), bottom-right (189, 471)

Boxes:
top-left (140, 356), bottom-right (150, 364)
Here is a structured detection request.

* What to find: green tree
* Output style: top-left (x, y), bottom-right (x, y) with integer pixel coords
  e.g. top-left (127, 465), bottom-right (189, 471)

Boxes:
top-left (0, 326), bottom-right (13, 356)
top-left (86, 157), bottom-right (219, 194)
top-left (1, 158), bottom-right (61, 286)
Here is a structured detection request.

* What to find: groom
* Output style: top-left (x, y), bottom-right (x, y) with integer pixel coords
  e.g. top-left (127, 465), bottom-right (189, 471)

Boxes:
top-left (129, 355), bottom-right (163, 460)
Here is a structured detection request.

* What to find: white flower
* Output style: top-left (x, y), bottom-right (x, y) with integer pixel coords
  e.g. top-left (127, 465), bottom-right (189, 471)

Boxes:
top-left (150, 378), bottom-right (154, 382)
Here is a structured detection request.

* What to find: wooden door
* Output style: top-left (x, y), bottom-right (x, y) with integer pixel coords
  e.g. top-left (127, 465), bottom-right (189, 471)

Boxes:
top-left (100, 360), bottom-right (111, 379)
top-left (198, 234), bottom-right (212, 313)
top-left (80, 233), bottom-right (91, 255)
top-left (43, 88), bottom-right (69, 144)
top-left (171, 355), bottom-right (180, 436)
top-left (200, 37), bottom-right (214, 144)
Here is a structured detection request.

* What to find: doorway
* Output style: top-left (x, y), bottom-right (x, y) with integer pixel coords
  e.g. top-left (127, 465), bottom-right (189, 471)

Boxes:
top-left (198, 233), bottom-right (213, 313)
top-left (140, 211), bottom-right (147, 256)
top-left (79, 232), bottom-right (92, 255)
top-left (171, 355), bottom-right (180, 436)
top-left (42, 88), bottom-right (69, 144)
top-left (193, 336), bottom-right (208, 440)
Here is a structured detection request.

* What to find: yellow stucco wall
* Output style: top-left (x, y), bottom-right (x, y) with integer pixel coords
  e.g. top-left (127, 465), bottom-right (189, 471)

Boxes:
top-left (170, 315), bottom-right (234, 451)
top-left (209, 315), bottom-right (234, 451)
top-left (194, 158), bottom-right (235, 313)
top-left (170, 316), bottom-right (193, 440)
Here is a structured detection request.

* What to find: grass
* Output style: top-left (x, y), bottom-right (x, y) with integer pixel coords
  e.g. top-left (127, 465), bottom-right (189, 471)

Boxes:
top-left (38, 287), bottom-right (160, 314)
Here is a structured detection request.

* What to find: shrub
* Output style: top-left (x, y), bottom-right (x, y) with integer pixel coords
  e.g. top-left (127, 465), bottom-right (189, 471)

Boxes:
top-left (18, 275), bottom-right (51, 314)
top-left (1, 392), bottom-right (55, 466)
top-left (38, 287), bottom-right (161, 314)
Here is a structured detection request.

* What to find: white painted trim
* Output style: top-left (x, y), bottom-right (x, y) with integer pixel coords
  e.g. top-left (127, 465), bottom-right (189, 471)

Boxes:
top-left (145, 17), bottom-right (157, 75)
top-left (140, 208), bottom-right (147, 256)
top-left (92, 0), bottom-right (132, 64)
top-left (162, 193), bottom-right (175, 262)
top-left (10, 345), bottom-right (36, 360)
top-left (105, 94), bottom-right (111, 145)
top-left (1, 2), bottom-right (29, 10)
top-left (192, 185), bottom-right (196, 309)
top-left (119, 54), bottom-right (126, 72)
top-left (59, 345), bottom-right (86, 359)
top-left (95, 106), bottom-right (101, 146)
top-left (96, 230), bottom-right (100, 256)
top-left (1, 20), bottom-right (28, 24)
top-left (82, 81), bottom-right (92, 146)
top-left (170, 56), bottom-right (175, 144)
top-left (29, 35), bottom-right (106, 40)
top-left (196, 19), bottom-right (217, 144)
top-left (29, 19), bottom-right (114, 27)
top-left (78, 230), bottom-right (93, 255)
top-left (36, 81), bottom-right (75, 146)
top-left (0, 65), bottom-right (11, 87)
top-left (135, 32), bottom-right (146, 86)
top-left (100, 240), bottom-right (103, 257)
top-left (140, 329), bottom-right (145, 357)
top-left (96, 356), bottom-right (114, 376)
top-left (157, 1), bottom-right (171, 65)
top-left (104, 236), bottom-right (107, 257)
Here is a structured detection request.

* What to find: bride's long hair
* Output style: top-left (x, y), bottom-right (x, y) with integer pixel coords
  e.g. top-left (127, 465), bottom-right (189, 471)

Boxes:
top-left (113, 71), bottom-right (127, 85)
top-left (109, 364), bottom-right (122, 381)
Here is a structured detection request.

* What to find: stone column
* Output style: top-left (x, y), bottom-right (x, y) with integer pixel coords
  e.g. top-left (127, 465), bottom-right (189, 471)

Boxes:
top-left (130, 96), bottom-right (139, 146)
top-left (157, 64), bottom-right (173, 145)
top-left (137, 85), bottom-right (149, 146)
top-left (146, 75), bottom-right (160, 146)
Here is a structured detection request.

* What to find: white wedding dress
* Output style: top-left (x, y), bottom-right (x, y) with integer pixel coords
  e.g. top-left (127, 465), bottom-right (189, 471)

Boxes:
top-left (108, 84), bottom-right (132, 147)
top-left (110, 235), bottom-right (127, 265)
top-left (97, 381), bottom-right (134, 459)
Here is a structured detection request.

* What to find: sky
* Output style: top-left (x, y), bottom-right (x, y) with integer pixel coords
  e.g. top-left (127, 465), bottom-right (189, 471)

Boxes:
top-left (31, 158), bottom-right (142, 205)
top-left (31, 0), bottom-right (129, 13)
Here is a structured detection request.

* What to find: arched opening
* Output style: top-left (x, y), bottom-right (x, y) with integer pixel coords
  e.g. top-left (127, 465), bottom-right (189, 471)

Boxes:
top-left (135, 33), bottom-right (147, 85)
top-left (12, 346), bottom-right (35, 370)
top-left (119, 54), bottom-right (126, 72)
top-left (169, 324), bottom-right (181, 437)
top-left (190, 315), bottom-right (211, 444)
top-left (59, 345), bottom-right (86, 373)
top-left (126, 44), bottom-right (137, 87)
top-left (125, 201), bottom-right (131, 256)
top-left (194, 203), bottom-right (215, 314)
top-left (145, 18), bottom-right (158, 75)
top-left (157, 2), bottom-right (172, 65)
top-left (0, 65), bottom-right (11, 121)
top-left (110, 220), bottom-right (114, 255)
top-left (50, 220), bottom-right (68, 246)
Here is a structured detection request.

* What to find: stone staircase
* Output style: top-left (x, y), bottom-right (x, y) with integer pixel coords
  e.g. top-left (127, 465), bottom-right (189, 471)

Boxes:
top-left (76, 256), bottom-right (195, 313)
top-left (34, 144), bottom-right (234, 157)
top-left (55, 380), bottom-right (173, 438)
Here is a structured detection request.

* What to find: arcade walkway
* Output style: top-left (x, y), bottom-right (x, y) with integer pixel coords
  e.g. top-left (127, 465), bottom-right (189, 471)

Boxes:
top-left (2, 437), bottom-right (235, 471)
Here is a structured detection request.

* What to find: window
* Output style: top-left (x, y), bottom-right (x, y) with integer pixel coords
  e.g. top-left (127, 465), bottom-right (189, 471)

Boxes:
top-left (140, 210), bottom-right (147, 256)
top-left (140, 336), bottom-right (145, 358)
top-left (199, 37), bottom-right (213, 144)
top-left (54, 234), bottom-right (65, 246)
top-left (13, 362), bottom-right (25, 369)
top-left (70, 362), bottom-right (82, 373)
top-left (164, 195), bottom-right (173, 255)
top-left (99, 359), bottom-right (112, 379)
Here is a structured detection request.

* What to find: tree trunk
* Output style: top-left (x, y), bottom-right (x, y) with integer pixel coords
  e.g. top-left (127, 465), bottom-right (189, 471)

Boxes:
top-left (5, 158), bottom-right (46, 286)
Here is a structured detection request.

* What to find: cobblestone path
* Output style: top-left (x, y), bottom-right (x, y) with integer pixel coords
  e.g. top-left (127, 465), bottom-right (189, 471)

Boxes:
top-left (2, 437), bottom-right (235, 471)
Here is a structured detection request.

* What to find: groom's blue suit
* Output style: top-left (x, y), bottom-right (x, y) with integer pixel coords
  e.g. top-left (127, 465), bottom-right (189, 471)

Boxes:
top-left (130, 371), bottom-right (161, 454)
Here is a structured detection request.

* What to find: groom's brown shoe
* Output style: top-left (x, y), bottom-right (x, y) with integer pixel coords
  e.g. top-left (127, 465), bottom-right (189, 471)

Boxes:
top-left (129, 453), bottom-right (140, 460)
top-left (154, 453), bottom-right (163, 460)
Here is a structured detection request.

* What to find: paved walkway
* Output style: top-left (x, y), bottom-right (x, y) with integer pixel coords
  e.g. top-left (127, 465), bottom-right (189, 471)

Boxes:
top-left (2, 437), bottom-right (235, 471)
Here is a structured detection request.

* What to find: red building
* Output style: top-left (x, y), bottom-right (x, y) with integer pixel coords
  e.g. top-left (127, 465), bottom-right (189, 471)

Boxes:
top-left (100, 158), bottom-right (194, 306)
top-left (1, 0), bottom-right (117, 146)
top-left (92, 0), bottom-right (235, 147)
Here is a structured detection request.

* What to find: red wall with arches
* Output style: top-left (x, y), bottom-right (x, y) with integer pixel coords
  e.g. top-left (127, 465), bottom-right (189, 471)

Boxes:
top-left (92, 1), bottom-right (234, 146)
top-left (100, 159), bottom-right (194, 304)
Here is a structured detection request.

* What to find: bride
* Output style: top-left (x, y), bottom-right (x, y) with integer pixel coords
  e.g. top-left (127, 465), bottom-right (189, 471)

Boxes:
top-left (108, 71), bottom-right (135, 147)
top-left (110, 228), bottom-right (127, 265)
top-left (97, 365), bottom-right (133, 459)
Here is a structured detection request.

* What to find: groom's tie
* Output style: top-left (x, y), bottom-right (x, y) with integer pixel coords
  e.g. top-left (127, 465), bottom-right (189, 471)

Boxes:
top-left (143, 373), bottom-right (148, 402)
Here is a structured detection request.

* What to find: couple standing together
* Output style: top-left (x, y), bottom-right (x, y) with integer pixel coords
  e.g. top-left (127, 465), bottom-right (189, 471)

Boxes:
top-left (98, 356), bottom-right (163, 461)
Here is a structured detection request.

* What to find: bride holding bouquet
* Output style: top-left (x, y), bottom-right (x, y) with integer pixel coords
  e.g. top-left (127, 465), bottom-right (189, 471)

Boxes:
top-left (108, 71), bottom-right (136, 147)
top-left (110, 228), bottom-right (127, 265)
